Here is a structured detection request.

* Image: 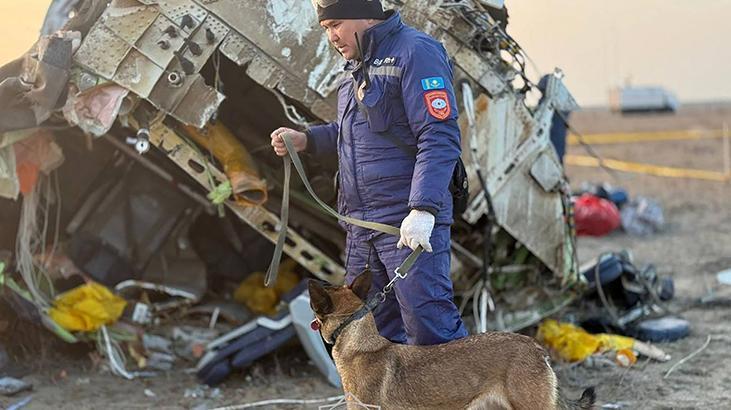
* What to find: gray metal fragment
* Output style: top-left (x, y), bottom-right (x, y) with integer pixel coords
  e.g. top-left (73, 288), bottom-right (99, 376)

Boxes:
top-left (113, 49), bottom-right (165, 98)
top-left (0, 377), bottom-right (32, 396)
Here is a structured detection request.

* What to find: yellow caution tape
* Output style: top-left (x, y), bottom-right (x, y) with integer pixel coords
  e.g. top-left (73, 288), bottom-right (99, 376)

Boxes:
top-left (565, 155), bottom-right (731, 182)
top-left (568, 129), bottom-right (726, 145)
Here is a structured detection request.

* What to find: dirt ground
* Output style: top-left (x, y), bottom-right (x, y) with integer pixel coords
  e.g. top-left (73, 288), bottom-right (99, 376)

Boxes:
top-left (2, 104), bottom-right (731, 409)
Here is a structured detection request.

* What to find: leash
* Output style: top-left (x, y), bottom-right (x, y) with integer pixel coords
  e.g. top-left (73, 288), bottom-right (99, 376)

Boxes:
top-left (328, 246), bottom-right (423, 343)
top-left (265, 133), bottom-right (424, 288)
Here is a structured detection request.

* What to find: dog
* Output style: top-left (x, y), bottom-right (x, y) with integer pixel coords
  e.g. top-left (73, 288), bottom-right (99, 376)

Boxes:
top-left (309, 271), bottom-right (596, 410)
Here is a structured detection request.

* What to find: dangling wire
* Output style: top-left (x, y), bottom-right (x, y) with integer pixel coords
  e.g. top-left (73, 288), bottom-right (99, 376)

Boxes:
top-left (15, 173), bottom-right (59, 308)
top-left (271, 89), bottom-right (312, 129)
top-left (461, 81), bottom-right (500, 332)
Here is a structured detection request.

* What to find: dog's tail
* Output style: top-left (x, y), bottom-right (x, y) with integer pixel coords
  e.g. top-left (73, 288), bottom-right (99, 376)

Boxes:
top-left (558, 386), bottom-right (596, 410)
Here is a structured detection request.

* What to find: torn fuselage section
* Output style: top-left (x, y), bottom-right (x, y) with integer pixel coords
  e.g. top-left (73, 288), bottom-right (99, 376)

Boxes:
top-left (63, 0), bottom-right (582, 331)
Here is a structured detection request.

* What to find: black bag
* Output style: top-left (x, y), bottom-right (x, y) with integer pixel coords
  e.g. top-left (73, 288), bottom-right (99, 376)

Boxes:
top-left (450, 157), bottom-right (469, 217)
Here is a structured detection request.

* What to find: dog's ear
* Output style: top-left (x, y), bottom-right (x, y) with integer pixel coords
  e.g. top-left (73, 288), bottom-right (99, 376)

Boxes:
top-left (308, 280), bottom-right (334, 315)
top-left (349, 270), bottom-right (372, 301)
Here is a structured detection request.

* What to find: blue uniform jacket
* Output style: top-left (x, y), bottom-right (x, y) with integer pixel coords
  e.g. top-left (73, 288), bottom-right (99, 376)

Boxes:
top-left (307, 11), bottom-right (461, 238)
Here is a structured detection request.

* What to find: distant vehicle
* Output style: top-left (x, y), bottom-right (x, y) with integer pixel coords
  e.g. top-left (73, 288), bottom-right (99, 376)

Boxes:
top-left (609, 86), bottom-right (679, 114)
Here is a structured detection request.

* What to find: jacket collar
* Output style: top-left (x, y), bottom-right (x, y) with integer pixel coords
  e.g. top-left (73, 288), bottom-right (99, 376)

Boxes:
top-left (344, 10), bottom-right (402, 71)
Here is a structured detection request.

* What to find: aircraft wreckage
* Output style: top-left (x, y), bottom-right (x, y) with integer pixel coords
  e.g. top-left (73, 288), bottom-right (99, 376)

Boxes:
top-left (1, 0), bottom-right (581, 343)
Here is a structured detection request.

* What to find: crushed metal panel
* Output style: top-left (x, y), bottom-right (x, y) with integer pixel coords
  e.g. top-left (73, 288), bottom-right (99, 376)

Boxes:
top-left (100, 3), bottom-right (159, 44)
top-left (112, 49), bottom-right (165, 98)
top-left (245, 54), bottom-right (284, 89)
top-left (219, 30), bottom-right (258, 66)
top-left (541, 73), bottom-right (579, 113)
top-left (180, 14), bottom-right (229, 72)
top-left (463, 91), bottom-right (573, 277)
top-left (139, 0), bottom-right (209, 34)
top-left (461, 94), bottom-right (529, 210)
top-left (148, 62), bottom-right (199, 113)
top-left (490, 146), bottom-right (567, 277)
top-left (171, 75), bottom-right (225, 128)
top-left (135, 13), bottom-right (187, 69)
top-left (530, 151), bottom-right (563, 193)
top-left (74, 22), bottom-right (132, 79)
top-left (194, 0), bottom-right (343, 97)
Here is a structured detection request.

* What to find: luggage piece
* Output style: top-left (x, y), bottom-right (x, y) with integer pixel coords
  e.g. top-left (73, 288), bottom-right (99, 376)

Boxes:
top-left (197, 280), bottom-right (341, 388)
top-left (631, 317), bottom-right (690, 343)
top-left (196, 285), bottom-right (302, 385)
top-left (581, 253), bottom-right (624, 287)
top-left (230, 326), bottom-right (296, 368)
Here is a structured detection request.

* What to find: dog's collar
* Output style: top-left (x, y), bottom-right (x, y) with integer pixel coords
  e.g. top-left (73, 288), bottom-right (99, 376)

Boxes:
top-left (328, 294), bottom-right (383, 344)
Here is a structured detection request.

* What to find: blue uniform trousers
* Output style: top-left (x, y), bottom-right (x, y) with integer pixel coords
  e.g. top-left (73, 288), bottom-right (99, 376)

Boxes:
top-left (344, 225), bottom-right (467, 345)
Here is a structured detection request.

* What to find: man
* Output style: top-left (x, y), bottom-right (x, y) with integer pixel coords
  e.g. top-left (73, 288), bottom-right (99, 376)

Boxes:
top-left (270, 0), bottom-right (467, 346)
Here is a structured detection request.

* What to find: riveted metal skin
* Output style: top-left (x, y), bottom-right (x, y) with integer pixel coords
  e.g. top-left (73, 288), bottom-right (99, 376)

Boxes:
top-left (101, 4), bottom-right (159, 44)
top-left (137, 15), bottom-right (186, 67)
top-left (181, 14), bottom-right (229, 72)
top-left (113, 49), bottom-right (165, 98)
top-left (75, 22), bottom-right (131, 79)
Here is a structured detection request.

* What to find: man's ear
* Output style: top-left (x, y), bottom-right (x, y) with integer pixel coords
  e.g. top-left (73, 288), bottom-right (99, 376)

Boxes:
top-left (309, 280), bottom-right (334, 315)
top-left (349, 270), bottom-right (372, 301)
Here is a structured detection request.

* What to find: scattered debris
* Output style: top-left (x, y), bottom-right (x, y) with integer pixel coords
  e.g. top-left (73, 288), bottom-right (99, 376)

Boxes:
top-left (6, 395), bottom-right (33, 410)
top-left (579, 251), bottom-right (677, 336)
top-left (0, 377), bottom-right (32, 396)
top-left (184, 385), bottom-right (222, 400)
top-left (537, 319), bottom-right (670, 365)
top-left (601, 402), bottom-right (629, 409)
top-left (621, 196), bottom-right (665, 236)
top-left (173, 326), bottom-right (220, 362)
top-left (664, 335), bottom-right (713, 378)
top-left (48, 282), bottom-right (127, 332)
top-left (633, 317), bottom-right (690, 343)
top-left (0, 0), bottom-right (693, 395)
top-left (717, 269), bottom-right (731, 286)
top-left (574, 193), bottom-right (621, 237)
top-left (62, 84), bottom-right (130, 137)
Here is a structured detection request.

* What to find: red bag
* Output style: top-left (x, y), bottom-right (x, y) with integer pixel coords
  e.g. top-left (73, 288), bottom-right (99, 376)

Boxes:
top-left (574, 194), bottom-right (621, 236)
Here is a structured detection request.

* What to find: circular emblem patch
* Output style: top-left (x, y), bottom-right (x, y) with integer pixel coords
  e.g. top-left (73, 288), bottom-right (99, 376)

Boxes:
top-left (431, 98), bottom-right (447, 110)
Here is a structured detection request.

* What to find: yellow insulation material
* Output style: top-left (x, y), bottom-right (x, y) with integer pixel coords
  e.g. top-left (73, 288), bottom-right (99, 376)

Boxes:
top-left (49, 282), bottom-right (127, 332)
top-left (537, 319), bottom-right (635, 363)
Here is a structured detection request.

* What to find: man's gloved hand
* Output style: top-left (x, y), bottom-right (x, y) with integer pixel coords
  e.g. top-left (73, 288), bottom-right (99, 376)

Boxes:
top-left (397, 209), bottom-right (435, 252)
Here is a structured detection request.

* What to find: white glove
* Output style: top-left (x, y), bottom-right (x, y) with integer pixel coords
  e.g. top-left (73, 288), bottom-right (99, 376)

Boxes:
top-left (397, 209), bottom-right (435, 252)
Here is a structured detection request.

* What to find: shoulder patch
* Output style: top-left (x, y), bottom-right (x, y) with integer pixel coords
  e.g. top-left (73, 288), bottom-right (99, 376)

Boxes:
top-left (424, 90), bottom-right (451, 120)
top-left (421, 77), bottom-right (445, 91)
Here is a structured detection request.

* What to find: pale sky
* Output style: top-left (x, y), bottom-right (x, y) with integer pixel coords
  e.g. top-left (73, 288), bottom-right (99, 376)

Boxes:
top-left (508, 0), bottom-right (731, 106)
top-left (2, 1), bottom-right (730, 107)
top-left (0, 0), bottom-right (49, 64)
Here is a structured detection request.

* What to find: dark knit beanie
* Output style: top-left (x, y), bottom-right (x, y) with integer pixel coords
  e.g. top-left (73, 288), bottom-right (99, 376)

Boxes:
top-left (315, 0), bottom-right (386, 22)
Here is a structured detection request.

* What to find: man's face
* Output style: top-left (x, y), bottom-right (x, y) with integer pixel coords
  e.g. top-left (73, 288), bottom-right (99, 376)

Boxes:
top-left (320, 18), bottom-right (375, 60)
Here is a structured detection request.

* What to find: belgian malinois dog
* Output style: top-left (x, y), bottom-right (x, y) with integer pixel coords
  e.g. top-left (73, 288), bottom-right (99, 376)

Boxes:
top-left (309, 272), bottom-right (596, 409)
